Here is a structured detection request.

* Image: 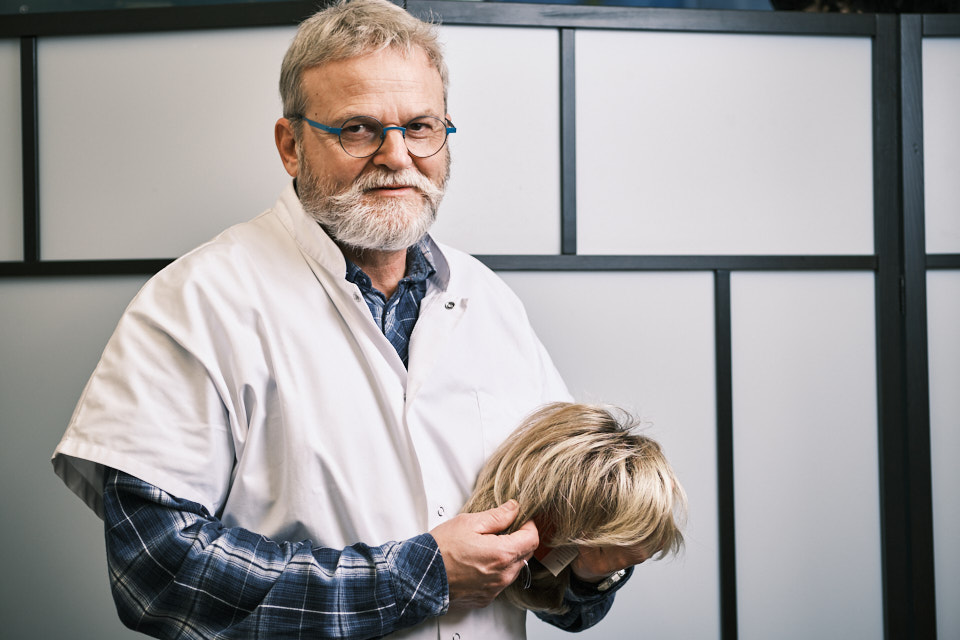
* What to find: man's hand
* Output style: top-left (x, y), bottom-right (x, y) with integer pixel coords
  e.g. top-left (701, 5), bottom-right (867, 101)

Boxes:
top-left (430, 500), bottom-right (537, 610)
top-left (570, 542), bottom-right (652, 583)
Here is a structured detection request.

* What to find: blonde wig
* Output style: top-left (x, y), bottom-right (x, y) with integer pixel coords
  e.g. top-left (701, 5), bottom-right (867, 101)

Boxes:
top-left (461, 402), bottom-right (687, 614)
top-left (280, 0), bottom-right (449, 136)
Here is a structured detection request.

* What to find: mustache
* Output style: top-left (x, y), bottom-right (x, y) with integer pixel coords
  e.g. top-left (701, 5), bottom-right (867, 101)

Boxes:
top-left (353, 168), bottom-right (444, 198)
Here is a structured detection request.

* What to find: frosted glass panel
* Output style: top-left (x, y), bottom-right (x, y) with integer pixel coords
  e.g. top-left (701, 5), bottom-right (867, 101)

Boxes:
top-left (432, 26), bottom-right (560, 255)
top-left (923, 39), bottom-right (960, 254)
top-left (731, 272), bottom-right (881, 640)
top-left (503, 272), bottom-right (719, 640)
top-left (928, 270), bottom-right (960, 640)
top-left (0, 39), bottom-right (22, 261)
top-left (577, 31), bottom-right (873, 256)
top-left (0, 277), bottom-right (148, 640)
top-left (38, 29), bottom-right (294, 260)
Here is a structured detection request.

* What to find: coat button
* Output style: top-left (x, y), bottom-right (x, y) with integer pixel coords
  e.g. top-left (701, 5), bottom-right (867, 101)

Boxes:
top-left (444, 301), bottom-right (455, 309)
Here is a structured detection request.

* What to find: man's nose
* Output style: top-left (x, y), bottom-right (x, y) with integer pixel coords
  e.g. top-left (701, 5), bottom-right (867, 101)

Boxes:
top-left (372, 127), bottom-right (413, 171)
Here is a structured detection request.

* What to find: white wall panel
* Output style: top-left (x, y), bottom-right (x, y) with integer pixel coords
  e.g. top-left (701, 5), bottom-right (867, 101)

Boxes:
top-left (731, 272), bottom-right (881, 640)
top-left (433, 26), bottom-right (561, 255)
top-left (503, 272), bottom-right (719, 640)
top-left (0, 277), bottom-right (148, 640)
top-left (923, 38), bottom-right (960, 254)
top-left (38, 29), bottom-right (293, 260)
top-left (0, 39), bottom-right (22, 261)
top-left (927, 270), bottom-right (960, 640)
top-left (576, 31), bottom-right (873, 256)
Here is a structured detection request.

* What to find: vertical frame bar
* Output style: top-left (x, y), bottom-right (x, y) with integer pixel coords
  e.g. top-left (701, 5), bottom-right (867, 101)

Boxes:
top-left (873, 14), bottom-right (937, 640)
top-left (899, 13), bottom-right (937, 639)
top-left (714, 269), bottom-right (737, 640)
top-left (20, 36), bottom-right (39, 263)
top-left (873, 15), bottom-right (910, 640)
top-left (560, 28), bottom-right (577, 256)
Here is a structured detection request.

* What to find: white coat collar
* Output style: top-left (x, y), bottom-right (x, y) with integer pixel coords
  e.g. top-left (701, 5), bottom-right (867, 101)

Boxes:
top-left (272, 180), bottom-right (451, 292)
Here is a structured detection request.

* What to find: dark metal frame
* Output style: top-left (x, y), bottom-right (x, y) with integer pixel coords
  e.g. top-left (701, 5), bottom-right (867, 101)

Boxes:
top-left (1, 3), bottom-right (955, 639)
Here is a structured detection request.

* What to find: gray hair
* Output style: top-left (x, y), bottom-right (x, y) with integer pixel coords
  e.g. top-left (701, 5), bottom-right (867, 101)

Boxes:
top-left (279, 0), bottom-right (448, 136)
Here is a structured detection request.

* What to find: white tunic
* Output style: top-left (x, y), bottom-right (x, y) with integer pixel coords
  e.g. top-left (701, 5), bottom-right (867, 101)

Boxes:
top-left (52, 182), bottom-right (570, 640)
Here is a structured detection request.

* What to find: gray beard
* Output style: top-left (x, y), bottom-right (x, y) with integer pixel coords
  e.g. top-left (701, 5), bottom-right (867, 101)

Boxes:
top-left (297, 150), bottom-right (449, 252)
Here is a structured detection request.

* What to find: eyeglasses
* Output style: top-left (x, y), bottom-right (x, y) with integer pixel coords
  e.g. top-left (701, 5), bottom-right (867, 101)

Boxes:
top-left (300, 114), bottom-right (456, 159)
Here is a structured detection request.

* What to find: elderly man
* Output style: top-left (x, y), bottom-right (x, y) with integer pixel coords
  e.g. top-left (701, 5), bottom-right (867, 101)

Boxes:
top-left (52, 0), bottom-right (636, 637)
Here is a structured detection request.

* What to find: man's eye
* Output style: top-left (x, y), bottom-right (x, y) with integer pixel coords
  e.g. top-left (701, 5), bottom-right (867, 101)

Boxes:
top-left (341, 118), bottom-right (381, 140)
top-left (406, 119), bottom-right (438, 138)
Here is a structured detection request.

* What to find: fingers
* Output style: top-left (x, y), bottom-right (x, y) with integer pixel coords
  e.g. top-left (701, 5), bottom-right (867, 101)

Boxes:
top-left (507, 518), bottom-right (539, 561)
top-left (473, 499), bottom-right (520, 535)
top-left (474, 501), bottom-right (538, 561)
top-left (430, 503), bottom-right (540, 610)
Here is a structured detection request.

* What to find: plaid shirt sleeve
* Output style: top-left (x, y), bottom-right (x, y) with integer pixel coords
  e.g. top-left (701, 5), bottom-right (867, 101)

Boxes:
top-left (103, 468), bottom-right (448, 639)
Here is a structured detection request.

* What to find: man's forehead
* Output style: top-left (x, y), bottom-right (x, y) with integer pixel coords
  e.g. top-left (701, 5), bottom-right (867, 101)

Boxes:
top-left (302, 47), bottom-right (439, 87)
top-left (301, 48), bottom-right (444, 117)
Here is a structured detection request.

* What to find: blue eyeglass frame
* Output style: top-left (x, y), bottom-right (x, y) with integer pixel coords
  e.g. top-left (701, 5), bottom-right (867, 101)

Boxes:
top-left (300, 115), bottom-right (457, 158)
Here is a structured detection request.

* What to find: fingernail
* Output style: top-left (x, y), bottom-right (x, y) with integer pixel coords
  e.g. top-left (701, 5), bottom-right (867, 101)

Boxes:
top-left (504, 499), bottom-right (519, 510)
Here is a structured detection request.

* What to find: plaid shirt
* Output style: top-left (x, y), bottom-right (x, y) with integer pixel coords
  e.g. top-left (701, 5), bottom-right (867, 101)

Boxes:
top-left (104, 470), bottom-right (625, 638)
top-left (101, 238), bottom-right (626, 637)
top-left (104, 469), bottom-right (446, 639)
top-left (344, 240), bottom-right (435, 367)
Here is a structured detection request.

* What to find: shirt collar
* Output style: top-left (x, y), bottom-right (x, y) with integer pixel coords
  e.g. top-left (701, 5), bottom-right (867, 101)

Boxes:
top-left (344, 238), bottom-right (437, 290)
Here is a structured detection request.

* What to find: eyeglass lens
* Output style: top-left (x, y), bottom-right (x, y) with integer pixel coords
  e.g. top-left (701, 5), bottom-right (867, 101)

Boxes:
top-left (339, 115), bottom-right (449, 158)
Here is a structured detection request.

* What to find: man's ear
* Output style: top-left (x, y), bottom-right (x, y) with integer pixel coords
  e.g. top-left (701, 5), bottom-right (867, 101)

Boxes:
top-left (275, 118), bottom-right (299, 178)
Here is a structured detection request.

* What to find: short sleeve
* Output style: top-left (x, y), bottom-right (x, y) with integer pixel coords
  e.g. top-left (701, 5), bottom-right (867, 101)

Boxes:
top-left (52, 257), bottom-right (241, 518)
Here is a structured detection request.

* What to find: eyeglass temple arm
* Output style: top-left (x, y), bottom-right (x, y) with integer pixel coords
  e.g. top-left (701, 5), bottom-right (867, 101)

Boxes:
top-left (302, 117), bottom-right (342, 135)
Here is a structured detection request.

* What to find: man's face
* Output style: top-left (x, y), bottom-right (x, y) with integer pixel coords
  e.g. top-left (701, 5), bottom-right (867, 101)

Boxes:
top-left (293, 47), bottom-right (450, 252)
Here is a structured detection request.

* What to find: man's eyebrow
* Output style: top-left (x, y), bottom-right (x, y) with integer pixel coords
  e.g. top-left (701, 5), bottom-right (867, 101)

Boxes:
top-left (324, 106), bottom-right (447, 124)
top-left (333, 111), bottom-right (370, 122)
top-left (322, 117), bottom-right (427, 131)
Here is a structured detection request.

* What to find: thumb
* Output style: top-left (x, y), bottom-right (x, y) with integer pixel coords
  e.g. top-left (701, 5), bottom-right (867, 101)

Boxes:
top-left (474, 499), bottom-right (520, 534)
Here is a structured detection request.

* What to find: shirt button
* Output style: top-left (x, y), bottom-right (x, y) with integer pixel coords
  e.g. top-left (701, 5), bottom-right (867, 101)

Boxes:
top-left (437, 506), bottom-right (445, 517)
top-left (452, 634), bottom-right (460, 640)
top-left (444, 301), bottom-right (455, 309)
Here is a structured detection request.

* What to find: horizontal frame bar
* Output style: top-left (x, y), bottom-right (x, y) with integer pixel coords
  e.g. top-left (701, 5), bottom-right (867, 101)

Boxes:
top-left (479, 254), bottom-right (877, 270)
top-left (927, 254), bottom-right (960, 269)
top-left (0, 255), bottom-right (878, 278)
top-left (410, 1), bottom-right (876, 34)
top-left (0, 1), bottom-right (322, 36)
top-left (0, 259), bottom-right (173, 277)
top-left (0, 0), bottom-right (879, 37)
top-left (923, 13), bottom-right (960, 36)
